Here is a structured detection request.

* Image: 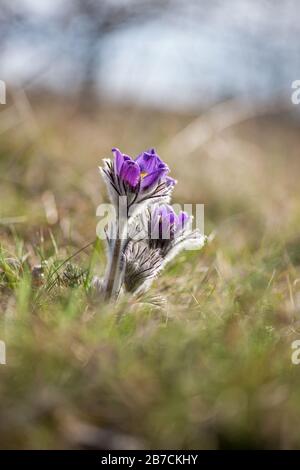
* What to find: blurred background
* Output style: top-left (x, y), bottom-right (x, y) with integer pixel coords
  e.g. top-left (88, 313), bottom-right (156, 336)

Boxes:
top-left (2, 0), bottom-right (300, 109)
top-left (1, 0), bottom-right (300, 450)
top-left (1, 0), bottom-right (300, 241)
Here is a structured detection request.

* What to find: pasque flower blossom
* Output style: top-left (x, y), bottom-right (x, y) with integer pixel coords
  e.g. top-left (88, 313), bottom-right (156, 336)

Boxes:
top-left (150, 205), bottom-right (189, 243)
top-left (148, 203), bottom-right (206, 261)
top-left (100, 148), bottom-right (176, 299)
top-left (101, 148), bottom-right (176, 211)
top-left (98, 147), bottom-right (205, 300)
top-left (115, 147), bottom-right (172, 189)
top-left (122, 204), bottom-right (206, 294)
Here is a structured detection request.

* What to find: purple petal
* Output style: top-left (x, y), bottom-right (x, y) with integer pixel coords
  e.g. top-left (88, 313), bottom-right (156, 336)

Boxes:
top-left (165, 206), bottom-right (178, 236)
top-left (159, 205), bottom-right (170, 220)
top-left (140, 165), bottom-right (168, 190)
top-left (151, 205), bottom-right (181, 240)
top-left (112, 148), bottom-right (124, 176)
top-left (160, 207), bottom-right (174, 239)
top-left (119, 160), bottom-right (140, 188)
top-left (175, 211), bottom-right (190, 234)
top-left (150, 206), bottom-right (161, 239)
top-left (112, 148), bottom-right (131, 176)
top-left (168, 211), bottom-right (178, 226)
top-left (136, 149), bottom-right (168, 174)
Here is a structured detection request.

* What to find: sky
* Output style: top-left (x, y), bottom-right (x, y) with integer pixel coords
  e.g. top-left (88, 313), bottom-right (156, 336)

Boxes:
top-left (2, 0), bottom-right (300, 111)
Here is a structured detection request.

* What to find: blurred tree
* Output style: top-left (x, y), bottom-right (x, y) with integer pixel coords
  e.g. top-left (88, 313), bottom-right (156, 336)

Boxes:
top-left (1, 0), bottom-right (300, 111)
top-left (0, 0), bottom-right (174, 111)
top-left (67, 0), bottom-right (173, 109)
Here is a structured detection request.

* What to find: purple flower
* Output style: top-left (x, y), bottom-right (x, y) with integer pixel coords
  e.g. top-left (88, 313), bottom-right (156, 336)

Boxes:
top-left (123, 204), bottom-right (206, 293)
top-left (112, 147), bottom-right (174, 192)
top-left (150, 205), bottom-right (190, 242)
top-left (119, 159), bottom-right (140, 188)
top-left (101, 147), bottom-right (176, 217)
top-left (140, 203), bottom-right (205, 261)
top-left (135, 148), bottom-right (165, 173)
top-left (99, 147), bottom-right (206, 299)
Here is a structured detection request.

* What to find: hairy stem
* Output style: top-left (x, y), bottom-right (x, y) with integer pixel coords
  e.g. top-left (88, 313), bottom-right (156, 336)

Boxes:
top-left (104, 222), bottom-right (124, 300)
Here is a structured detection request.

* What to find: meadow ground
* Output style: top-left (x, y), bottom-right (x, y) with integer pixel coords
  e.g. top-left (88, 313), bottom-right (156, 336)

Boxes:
top-left (0, 97), bottom-right (300, 449)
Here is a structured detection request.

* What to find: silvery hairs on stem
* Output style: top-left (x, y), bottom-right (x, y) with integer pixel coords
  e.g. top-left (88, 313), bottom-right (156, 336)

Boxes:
top-left (124, 241), bottom-right (163, 294)
top-left (123, 204), bottom-right (207, 294)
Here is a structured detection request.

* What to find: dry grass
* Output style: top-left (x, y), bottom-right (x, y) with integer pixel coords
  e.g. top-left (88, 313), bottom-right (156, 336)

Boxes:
top-left (0, 96), bottom-right (300, 449)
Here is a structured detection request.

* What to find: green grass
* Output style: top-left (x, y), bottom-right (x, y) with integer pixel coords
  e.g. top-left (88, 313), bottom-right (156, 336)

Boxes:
top-left (0, 101), bottom-right (300, 449)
